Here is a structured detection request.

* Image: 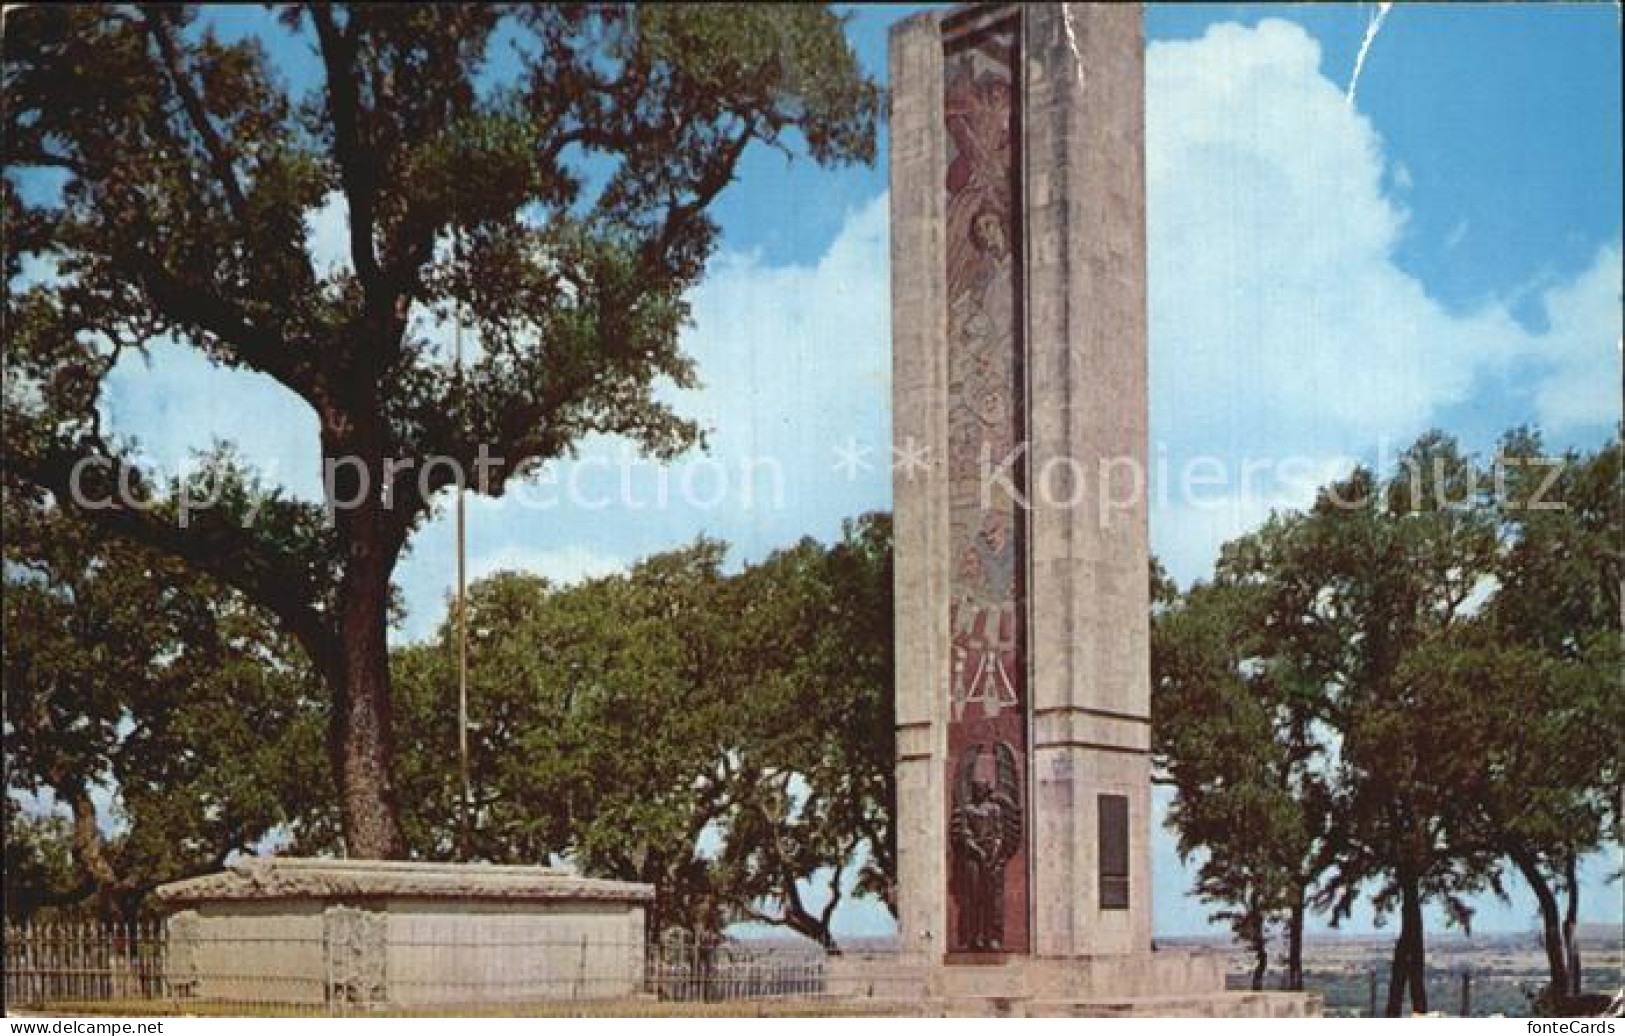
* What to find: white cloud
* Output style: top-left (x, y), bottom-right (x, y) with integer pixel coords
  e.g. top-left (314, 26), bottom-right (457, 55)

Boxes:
top-left (674, 192), bottom-right (892, 492)
top-left (391, 196), bottom-right (893, 643)
top-left (1531, 244), bottom-right (1624, 429)
top-left (1146, 19), bottom-right (1621, 584)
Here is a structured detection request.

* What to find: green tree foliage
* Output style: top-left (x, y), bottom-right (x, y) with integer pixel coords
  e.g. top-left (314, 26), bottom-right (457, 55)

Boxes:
top-left (3, 3), bottom-right (879, 857)
top-left (1154, 572), bottom-right (1279, 989)
top-left (3, 799), bottom-right (85, 923)
top-left (1155, 430), bottom-right (1621, 1013)
top-left (390, 515), bottom-right (893, 946)
top-left (715, 513), bottom-right (894, 948)
top-left (1153, 551), bottom-right (1325, 991)
top-left (1300, 435), bottom-right (1504, 1016)
top-left (3, 487), bottom-right (331, 923)
top-left (1445, 429), bottom-right (1623, 1008)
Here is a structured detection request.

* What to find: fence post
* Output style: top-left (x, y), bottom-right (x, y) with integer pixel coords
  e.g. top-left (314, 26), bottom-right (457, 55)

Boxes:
top-left (1368, 967), bottom-right (1379, 1018)
top-left (574, 934), bottom-right (589, 1000)
top-left (1460, 969), bottom-right (1472, 1017)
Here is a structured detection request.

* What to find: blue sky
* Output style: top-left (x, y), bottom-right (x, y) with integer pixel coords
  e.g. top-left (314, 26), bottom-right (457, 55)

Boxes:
top-left (26, 5), bottom-right (1625, 939)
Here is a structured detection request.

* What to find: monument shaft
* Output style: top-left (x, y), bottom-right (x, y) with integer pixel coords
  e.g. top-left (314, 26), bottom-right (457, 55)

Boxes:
top-left (892, 2), bottom-right (1152, 961)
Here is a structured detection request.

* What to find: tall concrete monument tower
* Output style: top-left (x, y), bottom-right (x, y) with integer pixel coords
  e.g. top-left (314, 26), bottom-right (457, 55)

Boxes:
top-left (882, 3), bottom-right (1314, 1015)
top-left (892, 0), bottom-right (1152, 964)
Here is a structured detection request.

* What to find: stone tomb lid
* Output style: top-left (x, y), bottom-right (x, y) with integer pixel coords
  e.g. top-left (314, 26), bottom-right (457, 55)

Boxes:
top-left (153, 857), bottom-right (655, 906)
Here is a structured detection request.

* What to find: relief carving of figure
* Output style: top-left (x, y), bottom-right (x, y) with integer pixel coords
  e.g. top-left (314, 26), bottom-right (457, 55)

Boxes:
top-left (945, 185), bottom-right (1022, 729)
top-left (953, 206), bottom-right (1015, 380)
top-left (950, 741), bottom-right (1024, 952)
top-left (950, 496), bottom-right (1020, 720)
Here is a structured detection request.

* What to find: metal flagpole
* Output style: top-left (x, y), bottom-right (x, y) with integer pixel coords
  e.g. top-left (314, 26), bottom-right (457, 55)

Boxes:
top-left (454, 230), bottom-right (472, 861)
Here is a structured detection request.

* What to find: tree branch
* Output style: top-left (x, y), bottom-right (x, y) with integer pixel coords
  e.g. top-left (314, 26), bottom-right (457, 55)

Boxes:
top-left (647, 117), bottom-right (756, 270)
top-left (68, 782), bottom-right (121, 902)
top-left (128, 248), bottom-right (324, 403)
top-left (311, 6), bottom-right (379, 293)
top-left (15, 444), bottom-right (340, 680)
top-left (143, 8), bottom-right (248, 222)
top-left (819, 850), bottom-right (848, 934)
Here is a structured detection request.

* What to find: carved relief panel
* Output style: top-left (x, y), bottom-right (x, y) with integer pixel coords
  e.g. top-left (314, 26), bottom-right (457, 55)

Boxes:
top-left (942, 8), bottom-right (1028, 956)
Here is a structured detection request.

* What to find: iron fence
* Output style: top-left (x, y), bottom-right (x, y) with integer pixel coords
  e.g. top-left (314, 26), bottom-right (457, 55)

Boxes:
top-left (2, 922), bottom-right (913, 1015)
top-left (4, 923), bottom-right (168, 1008)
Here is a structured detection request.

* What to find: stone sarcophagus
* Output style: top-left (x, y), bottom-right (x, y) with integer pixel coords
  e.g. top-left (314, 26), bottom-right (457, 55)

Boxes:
top-left (155, 858), bottom-right (652, 1008)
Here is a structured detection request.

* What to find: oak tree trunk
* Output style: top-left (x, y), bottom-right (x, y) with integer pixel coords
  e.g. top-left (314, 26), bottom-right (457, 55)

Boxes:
top-left (331, 521), bottom-right (407, 858)
top-left (1287, 884), bottom-right (1306, 991)
top-left (1513, 850), bottom-right (1571, 998)
top-left (1385, 924), bottom-right (1409, 1017)
top-left (1402, 876), bottom-right (1428, 1015)
top-left (1562, 858), bottom-right (1582, 997)
top-left (321, 406), bottom-right (408, 860)
top-left (70, 785), bottom-right (128, 924)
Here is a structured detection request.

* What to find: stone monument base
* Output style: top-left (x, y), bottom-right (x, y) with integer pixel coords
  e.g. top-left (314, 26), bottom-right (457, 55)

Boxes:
top-left (153, 858), bottom-right (652, 1009)
top-left (826, 951), bottom-right (1322, 1018)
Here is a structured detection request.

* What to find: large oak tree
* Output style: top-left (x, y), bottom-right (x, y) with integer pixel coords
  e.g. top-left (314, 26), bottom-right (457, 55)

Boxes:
top-left (389, 514), bottom-right (895, 947)
top-left (3, 4), bottom-right (878, 856)
top-left (1155, 430), bottom-right (1622, 1012)
top-left (1152, 554), bottom-right (1327, 992)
